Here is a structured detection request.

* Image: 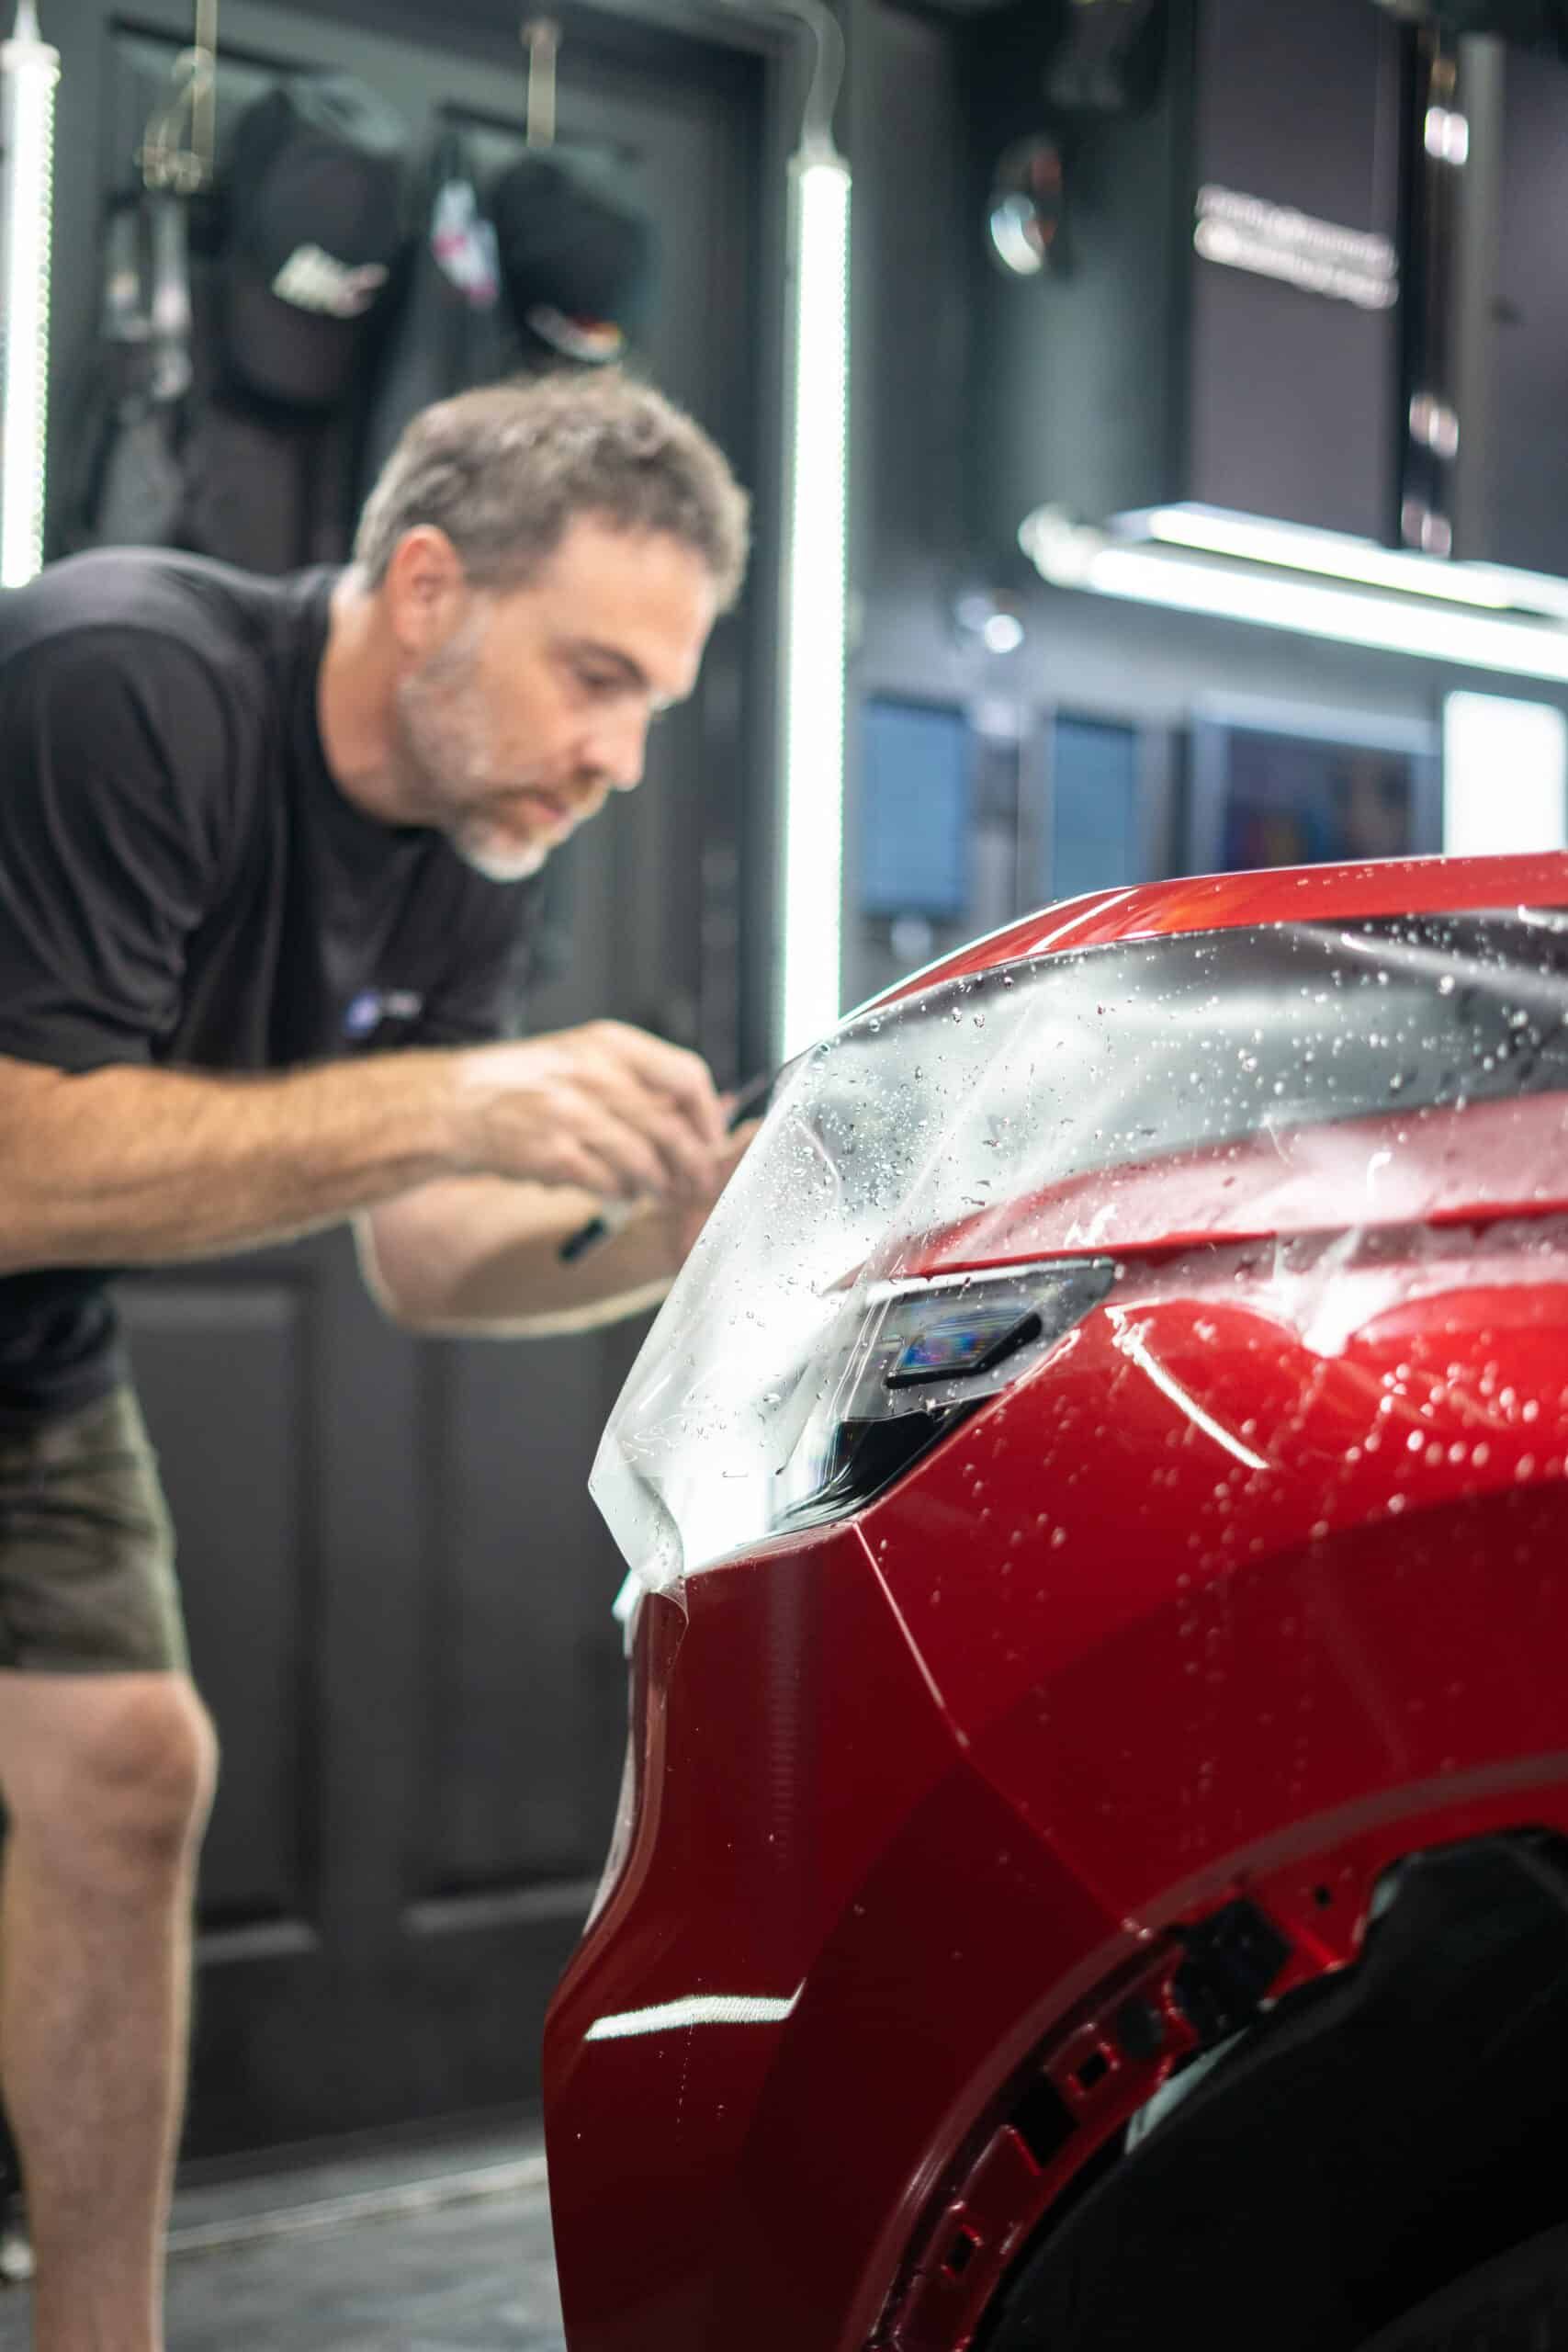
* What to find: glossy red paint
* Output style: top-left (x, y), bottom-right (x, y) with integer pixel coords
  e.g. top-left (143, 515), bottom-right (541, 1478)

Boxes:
top-left (871, 849), bottom-right (1568, 1006)
top-left (920, 1093), bottom-right (1568, 1270)
top-left (544, 854), bottom-right (1568, 2351)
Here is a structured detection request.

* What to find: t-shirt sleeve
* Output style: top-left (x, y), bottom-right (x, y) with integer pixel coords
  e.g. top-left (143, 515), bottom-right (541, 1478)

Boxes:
top-left (0, 630), bottom-right (235, 1071)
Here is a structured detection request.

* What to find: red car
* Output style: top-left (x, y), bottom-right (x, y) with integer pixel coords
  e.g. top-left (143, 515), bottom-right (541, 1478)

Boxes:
top-left (545, 851), bottom-right (1568, 2352)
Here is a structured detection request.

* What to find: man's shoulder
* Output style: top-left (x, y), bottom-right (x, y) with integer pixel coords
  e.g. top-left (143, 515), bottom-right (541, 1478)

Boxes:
top-left (0, 550), bottom-right (329, 685)
top-left (0, 554), bottom-right (341, 824)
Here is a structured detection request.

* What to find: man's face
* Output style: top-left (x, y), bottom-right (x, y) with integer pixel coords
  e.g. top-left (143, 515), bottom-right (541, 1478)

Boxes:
top-left (391, 517), bottom-right (717, 882)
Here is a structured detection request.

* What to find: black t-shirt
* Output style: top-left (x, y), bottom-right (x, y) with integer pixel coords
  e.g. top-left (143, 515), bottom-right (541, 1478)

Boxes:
top-left (0, 548), bottom-right (541, 1422)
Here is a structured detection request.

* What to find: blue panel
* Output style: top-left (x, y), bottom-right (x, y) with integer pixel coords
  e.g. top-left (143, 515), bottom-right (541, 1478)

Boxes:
top-left (1050, 717), bottom-right (1140, 900)
top-left (859, 700), bottom-right (971, 921)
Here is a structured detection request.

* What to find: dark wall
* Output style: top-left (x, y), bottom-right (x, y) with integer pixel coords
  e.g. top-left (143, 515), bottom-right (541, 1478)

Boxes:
top-left (1185, 0), bottom-right (1404, 540)
top-left (847, 0), bottom-right (972, 601)
top-left (966, 0), bottom-right (1193, 552)
top-left (841, 0), bottom-right (1568, 1015)
top-left (1460, 38), bottom-right (1568, 574)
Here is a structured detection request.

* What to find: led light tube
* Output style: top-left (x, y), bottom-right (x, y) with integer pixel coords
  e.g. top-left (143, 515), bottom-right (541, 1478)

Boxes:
top-left (1022, 512), bottom-right (1568, 684)
top-left (776, 147), bottom-right (851, 1061)
top-left (1117, 505), bottom-right (1568, 626)
top-left (1124, 504), bottom-right (1519, 611)
top-left (0, 0), bottom-right (59, 588)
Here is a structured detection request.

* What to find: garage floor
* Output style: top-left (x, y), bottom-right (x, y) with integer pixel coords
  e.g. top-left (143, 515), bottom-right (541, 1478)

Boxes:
top-left (0, 2124), bottom-right (567, 2351)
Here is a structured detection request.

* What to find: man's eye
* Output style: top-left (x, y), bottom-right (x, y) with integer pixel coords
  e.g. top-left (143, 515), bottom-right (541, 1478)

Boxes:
top-left (574, 665), bottom-right (621, 695)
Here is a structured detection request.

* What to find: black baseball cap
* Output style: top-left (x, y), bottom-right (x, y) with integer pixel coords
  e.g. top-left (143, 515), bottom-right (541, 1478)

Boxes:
top-left (221, 74), bottom-right (412, 411)
top-left (488, 149), bottom-right (657, 367)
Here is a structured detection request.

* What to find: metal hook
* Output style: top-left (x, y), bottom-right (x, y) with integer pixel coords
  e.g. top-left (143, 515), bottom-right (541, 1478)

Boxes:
top-left (521, 16), bottom-right (559, 148)
top-left (137, 0), bottom-right (219, 193)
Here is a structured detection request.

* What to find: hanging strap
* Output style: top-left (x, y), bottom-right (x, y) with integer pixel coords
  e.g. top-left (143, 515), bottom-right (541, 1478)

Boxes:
top-left (96, 191), bottom-right (193, 402)
top-left (522, 16), bottom-right (559, 147)
top-left (146, 192), bottom-right (193, 401)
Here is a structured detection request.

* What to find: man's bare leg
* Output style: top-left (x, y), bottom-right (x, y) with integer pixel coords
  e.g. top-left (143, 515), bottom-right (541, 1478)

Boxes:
top-left (0, 1671), bottom-right (217, 2352)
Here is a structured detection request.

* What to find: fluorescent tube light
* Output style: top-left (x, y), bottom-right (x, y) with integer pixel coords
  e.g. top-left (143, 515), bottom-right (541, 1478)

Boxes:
top-left (1443, 693), bottom-right (1568, 856)
top-left (0, 0), bottom-right (59, 588)
top-left (1021, 508), bottom-right (1568, 684)
top-left (1463, 564), bottom-right (1568, 626)
top-left (776, 145), bottom-right (851, 1060)
top-left (1124, 505), bottom-right (1517, 610)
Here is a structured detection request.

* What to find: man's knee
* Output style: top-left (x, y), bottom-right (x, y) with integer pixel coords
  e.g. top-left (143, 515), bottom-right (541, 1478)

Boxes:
top-left (9, 1679), bottom-right (219, 1882)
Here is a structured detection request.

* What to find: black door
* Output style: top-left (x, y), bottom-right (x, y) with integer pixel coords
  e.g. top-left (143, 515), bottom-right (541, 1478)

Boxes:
top-left (45, 0), bottom-right (772, 2155)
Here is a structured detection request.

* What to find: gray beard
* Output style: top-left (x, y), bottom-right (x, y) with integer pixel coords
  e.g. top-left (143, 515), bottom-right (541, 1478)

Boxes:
top-left (452, 829), bottom-right (550, 884)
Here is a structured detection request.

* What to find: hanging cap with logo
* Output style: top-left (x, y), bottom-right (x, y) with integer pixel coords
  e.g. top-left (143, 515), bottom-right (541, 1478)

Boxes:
top-left (488, 149), bottom-right (657, 368)
top-left (220, 74), bottom-right (412, 412)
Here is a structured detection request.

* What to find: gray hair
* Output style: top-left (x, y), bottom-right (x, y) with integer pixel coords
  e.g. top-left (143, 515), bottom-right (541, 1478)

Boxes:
top-left (352, 372), bottom-right (750, 611)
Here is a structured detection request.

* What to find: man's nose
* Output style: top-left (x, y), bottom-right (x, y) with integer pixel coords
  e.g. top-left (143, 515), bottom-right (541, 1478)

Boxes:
top-left (585, 710), bottom-right (648, 794)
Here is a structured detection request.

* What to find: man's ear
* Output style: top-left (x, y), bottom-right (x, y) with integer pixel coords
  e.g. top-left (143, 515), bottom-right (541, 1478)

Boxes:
top-left (381, 527), bottom-right (469, 659)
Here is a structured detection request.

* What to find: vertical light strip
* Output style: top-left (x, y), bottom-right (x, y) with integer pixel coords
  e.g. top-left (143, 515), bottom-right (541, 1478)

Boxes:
top-left (1443, 692), bottom-right (1568, 855)
top-left (0, 0), bottom-right (59, 588)
top-left (776, 147), bottom-right (851, 1061)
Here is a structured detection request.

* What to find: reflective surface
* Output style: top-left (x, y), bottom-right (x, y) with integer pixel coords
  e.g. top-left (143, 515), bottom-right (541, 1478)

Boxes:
top-left (547, 853), bottom-right (1568, 2352)
top-left (595, 880), bottom-right (1568, 1600)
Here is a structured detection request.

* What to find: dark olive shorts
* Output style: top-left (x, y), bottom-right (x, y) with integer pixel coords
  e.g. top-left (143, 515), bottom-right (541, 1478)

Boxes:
top-left (0, 1387), bottom-right (187, 1674)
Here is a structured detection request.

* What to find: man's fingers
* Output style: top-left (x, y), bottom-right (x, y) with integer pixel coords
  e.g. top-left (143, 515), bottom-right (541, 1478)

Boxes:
top-left (562, 1094), bottom-right (681, 1202)
top-left (457, 1023), bottom-right (729, 1198)
top-left (564, 1078), bottom-right (731, 1203)
top-left (638, 1102), bottom-right (722, 1198)
top-left (582, 1022), bottom-right (728, 1150)
top-left (565, 1024), bottom-right (728, 1190)
top-left (558, 1068), bottom-right (716, 1200)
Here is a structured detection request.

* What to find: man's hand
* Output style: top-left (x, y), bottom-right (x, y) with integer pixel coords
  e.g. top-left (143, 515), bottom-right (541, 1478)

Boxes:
top-left (358, 1114), bottom-right (763, 1337)
top-left (452, 1022), bottom-right (728, 1204)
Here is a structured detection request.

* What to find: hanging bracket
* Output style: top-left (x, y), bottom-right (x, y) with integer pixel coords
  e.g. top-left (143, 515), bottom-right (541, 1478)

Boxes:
top-left (521, 16), bottom-right (560, 148)
top-left (137, 0), bottom-right (219, 193)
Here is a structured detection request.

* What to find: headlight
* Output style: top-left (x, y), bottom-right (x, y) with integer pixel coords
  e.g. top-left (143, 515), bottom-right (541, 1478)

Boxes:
top-left (589, 942), bottom-right (1122, 1602)
top-left (594, 1250), bottom-right (1111, 1614)
top-left (779, 1261), bottom-right (1115, 1531)
top-left (593, 904), bottom-right (1568, 1609)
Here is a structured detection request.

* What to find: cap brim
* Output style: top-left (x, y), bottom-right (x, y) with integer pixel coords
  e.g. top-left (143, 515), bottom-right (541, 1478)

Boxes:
top-left (520, 303), bottom-right (626, 364)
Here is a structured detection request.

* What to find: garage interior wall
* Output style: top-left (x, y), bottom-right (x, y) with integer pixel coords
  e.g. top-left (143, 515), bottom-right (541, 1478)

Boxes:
top-left (25, 0), bottom-right (1568, 2163)
top-left (843, 0), bottom-right (1568, 1012)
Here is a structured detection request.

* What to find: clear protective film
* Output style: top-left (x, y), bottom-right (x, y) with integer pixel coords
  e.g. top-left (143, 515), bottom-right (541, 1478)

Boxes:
top-left (592, 906), bottom-right (1568, 1619)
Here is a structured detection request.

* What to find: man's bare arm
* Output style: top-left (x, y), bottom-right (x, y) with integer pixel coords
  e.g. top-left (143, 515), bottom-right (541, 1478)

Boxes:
top-left (356, 1178), bottom-right (676, 1336)
top-left (357, 1124), bottom-right (757, 1336)
top-left (0, 1023), bottom-right (727, 1275)
top-left (0, 1053), bottom-right (460, 1270)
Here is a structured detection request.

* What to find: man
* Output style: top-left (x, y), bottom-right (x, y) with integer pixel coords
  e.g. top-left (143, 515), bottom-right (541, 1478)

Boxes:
top-left (0, 370), bottom-right (750, 2350)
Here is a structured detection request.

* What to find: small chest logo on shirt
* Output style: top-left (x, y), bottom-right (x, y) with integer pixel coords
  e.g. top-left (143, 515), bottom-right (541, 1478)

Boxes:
top-left (344, 988), bottom-right (424, 1042)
